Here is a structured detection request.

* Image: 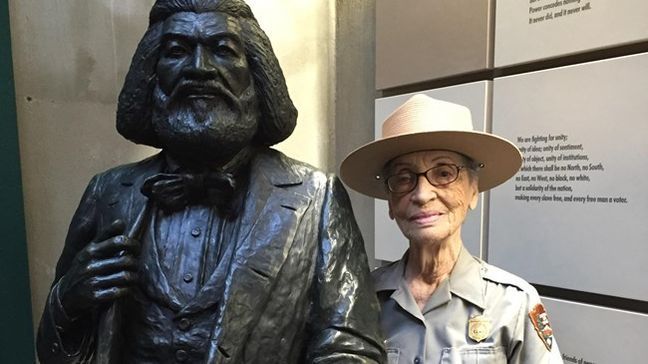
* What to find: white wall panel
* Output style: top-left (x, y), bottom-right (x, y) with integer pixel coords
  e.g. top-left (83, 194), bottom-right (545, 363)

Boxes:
top-left (490, 53), bottom-right (648, 301)
top-left (495, 0), bottom-right (648, 67)
top-left (544, 297), bottom-right (648, 363)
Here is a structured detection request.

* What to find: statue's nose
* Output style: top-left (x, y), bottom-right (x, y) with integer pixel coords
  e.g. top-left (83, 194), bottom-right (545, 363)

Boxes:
top-left (186, 44), bottom-right (217, 79)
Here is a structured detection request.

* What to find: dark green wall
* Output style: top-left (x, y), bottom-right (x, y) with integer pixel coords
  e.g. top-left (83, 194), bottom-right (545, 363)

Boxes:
top-left (0, 0), bottom-right (36, 361)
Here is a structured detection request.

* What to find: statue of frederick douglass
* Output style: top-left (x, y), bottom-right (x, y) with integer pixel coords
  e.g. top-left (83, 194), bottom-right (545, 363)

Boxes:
top-left (37, 1), bottom-right (385, 363)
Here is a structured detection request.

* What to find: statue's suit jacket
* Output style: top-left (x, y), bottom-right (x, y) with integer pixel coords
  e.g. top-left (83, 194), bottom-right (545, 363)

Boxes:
top-left (37, 148), bottom-right (385, 364)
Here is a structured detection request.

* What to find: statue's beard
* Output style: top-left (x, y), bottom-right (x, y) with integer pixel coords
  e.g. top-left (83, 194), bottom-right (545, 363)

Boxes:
top-left (152, 81), bottom-right (259, 164)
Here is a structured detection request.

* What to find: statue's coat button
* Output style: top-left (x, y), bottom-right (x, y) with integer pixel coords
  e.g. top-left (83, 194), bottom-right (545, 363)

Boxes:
top-left (175, 349), bottom-right (188, 362)
top-left (178, 318), bottom-right (191, 331)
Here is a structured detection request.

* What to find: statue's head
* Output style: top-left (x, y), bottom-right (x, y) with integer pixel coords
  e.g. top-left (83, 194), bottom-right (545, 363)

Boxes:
top-left (116, 0), bottom-right (297, 163)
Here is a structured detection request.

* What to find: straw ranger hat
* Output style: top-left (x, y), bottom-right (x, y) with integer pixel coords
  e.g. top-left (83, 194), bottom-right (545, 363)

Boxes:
top-left (339, 94), bottom-right (522, 199)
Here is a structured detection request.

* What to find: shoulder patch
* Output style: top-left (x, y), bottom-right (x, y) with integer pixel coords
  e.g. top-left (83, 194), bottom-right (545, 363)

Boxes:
top-left (529, 303), bottom-right (555, 351)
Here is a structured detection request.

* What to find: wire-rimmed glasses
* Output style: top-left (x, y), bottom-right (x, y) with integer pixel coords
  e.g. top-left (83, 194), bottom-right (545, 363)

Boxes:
top-left (385, 164), bottom-right (465, 194)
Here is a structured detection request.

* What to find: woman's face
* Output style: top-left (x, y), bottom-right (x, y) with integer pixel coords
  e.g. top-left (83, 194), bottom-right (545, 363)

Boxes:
top-left (386, 150), bottom-right (479, 247)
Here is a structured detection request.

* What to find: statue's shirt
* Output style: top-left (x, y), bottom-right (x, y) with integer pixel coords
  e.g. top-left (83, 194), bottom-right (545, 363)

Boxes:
top-left (156, 206), bottom-right (224, 301)
top-left (123, 203), bottom-right (242, 363)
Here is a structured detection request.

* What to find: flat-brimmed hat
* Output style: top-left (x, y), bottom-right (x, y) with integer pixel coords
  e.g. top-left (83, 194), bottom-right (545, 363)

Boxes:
top-left (340, 94), bottom-right (522, 199)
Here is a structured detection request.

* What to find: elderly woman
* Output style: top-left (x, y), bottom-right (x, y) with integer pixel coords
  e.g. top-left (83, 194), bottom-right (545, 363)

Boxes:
top-left (340, 94), bottom-right (562, 363)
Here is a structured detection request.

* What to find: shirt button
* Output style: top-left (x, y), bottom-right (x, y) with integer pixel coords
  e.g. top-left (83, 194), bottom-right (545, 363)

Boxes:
top-left (175, 349), bottom-right (188, 362)
top-left (183, 273), bottom-right (194, 283)
top-left (178, 318), bottom-right (191, 331)
top-left (51, 342), bottom-right (60, 354)
top-left (414, 357), bottom-right (421, 364)
top-left (191, 228), bottom-right (201, 237)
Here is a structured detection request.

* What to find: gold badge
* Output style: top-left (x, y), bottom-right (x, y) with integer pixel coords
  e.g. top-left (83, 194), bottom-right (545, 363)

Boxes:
top-left (529, 304), bottom-right (554, 351)
top-left (468, 315), bottom-right (491, 342)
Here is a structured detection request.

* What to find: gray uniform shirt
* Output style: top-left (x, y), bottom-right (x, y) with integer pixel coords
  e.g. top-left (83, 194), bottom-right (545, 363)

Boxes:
top-left (373, 248), bottom-right (563, 364)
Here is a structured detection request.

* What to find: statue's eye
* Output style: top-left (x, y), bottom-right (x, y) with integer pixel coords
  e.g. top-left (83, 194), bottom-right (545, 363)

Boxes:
top-left (212, 38), bottom-right (242, 58)
top-left (168, 46), bottom-right (187, 57)
top-left (214, 45), bottom-right (236, 57)
top-left (163, 41), bottom-right (189, 58)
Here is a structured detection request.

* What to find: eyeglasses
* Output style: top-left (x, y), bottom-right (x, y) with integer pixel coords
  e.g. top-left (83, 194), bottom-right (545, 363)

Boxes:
top-left (384, 164), bottom-right (465, 194)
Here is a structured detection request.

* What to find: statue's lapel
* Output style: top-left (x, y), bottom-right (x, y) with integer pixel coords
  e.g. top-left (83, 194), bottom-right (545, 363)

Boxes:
top-left (104, 153), bottom-right (164, 229)
top-left (95, 153), bottom-right (169, 363)
top-left (116, 153), bottom-right (186, 310)
top-left (205, 151), bottom-right (312, 362)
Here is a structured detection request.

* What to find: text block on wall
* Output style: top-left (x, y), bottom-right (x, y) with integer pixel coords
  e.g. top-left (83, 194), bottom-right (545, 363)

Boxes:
top-left (374, 82), bottom-right (490, 261)
top-left (495, 0), bottom-right (648, 67)
top-left (543, 298), bottom-right (648, 362)
top-left (489, 53), bottom-right (648, 301)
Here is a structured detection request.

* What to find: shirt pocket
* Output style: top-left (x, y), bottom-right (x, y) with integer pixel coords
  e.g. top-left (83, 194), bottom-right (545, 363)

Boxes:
top-left (440, 345), bottom-right (506, 364)
top-left (386, 347), bottom-right (400, 364)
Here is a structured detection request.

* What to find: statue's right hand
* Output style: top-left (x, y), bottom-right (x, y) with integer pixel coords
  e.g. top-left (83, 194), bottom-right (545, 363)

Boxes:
top-left (58, 219), bottom-right (141, 318)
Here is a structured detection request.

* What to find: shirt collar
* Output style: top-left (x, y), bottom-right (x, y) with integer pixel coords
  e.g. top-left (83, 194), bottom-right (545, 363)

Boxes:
top-left (374, 247), bottom-right (486, 308)
top-left (373, 252), bottom-right (407, 292)
top-left (447, 247), bottom-right (486, 309)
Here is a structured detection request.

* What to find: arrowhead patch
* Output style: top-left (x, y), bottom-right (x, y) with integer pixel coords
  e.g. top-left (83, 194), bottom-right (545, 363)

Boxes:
top-left (529, 303), bottom-right (554, 351)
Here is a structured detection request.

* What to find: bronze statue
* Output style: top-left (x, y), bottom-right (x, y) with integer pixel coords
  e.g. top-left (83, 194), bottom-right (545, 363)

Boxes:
top-left (37, 1), bottom-right (385, 363)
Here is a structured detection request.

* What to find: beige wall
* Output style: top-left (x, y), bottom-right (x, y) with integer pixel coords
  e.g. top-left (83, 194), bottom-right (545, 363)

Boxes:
top-left (247, 1), bottom-right (334, 169)
top-left (10, 0), bottom-right (157, 336)
top-left (9, 0), bottom-right (341, 336)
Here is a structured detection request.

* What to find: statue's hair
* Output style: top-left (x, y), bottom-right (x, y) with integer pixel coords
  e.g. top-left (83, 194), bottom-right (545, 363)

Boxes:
top-left (116, 0), bottom-right (297, 147)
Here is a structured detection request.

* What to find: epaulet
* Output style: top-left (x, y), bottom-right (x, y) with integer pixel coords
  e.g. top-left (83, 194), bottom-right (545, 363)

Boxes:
top-left (481, 262), bottom-right (538, 295)
top-left (371, 261), bottom-right (397, 278)
top-left (371, 261), bottom-right (400, 292)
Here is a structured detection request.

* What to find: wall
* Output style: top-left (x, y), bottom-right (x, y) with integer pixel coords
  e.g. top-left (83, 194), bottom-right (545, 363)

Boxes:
top-left (332, 0), bottom-right (377, 266)
top-left (245, 0), bottom-right (333, 169)
top-left (8, 0), bottom-right (376, 340)
top-left (9, 2), bottom-right (158, 339)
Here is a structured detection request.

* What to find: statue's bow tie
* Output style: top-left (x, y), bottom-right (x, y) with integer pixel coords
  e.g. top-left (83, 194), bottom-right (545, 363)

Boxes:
top-left (141, 172), bottom-right (236, 213)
